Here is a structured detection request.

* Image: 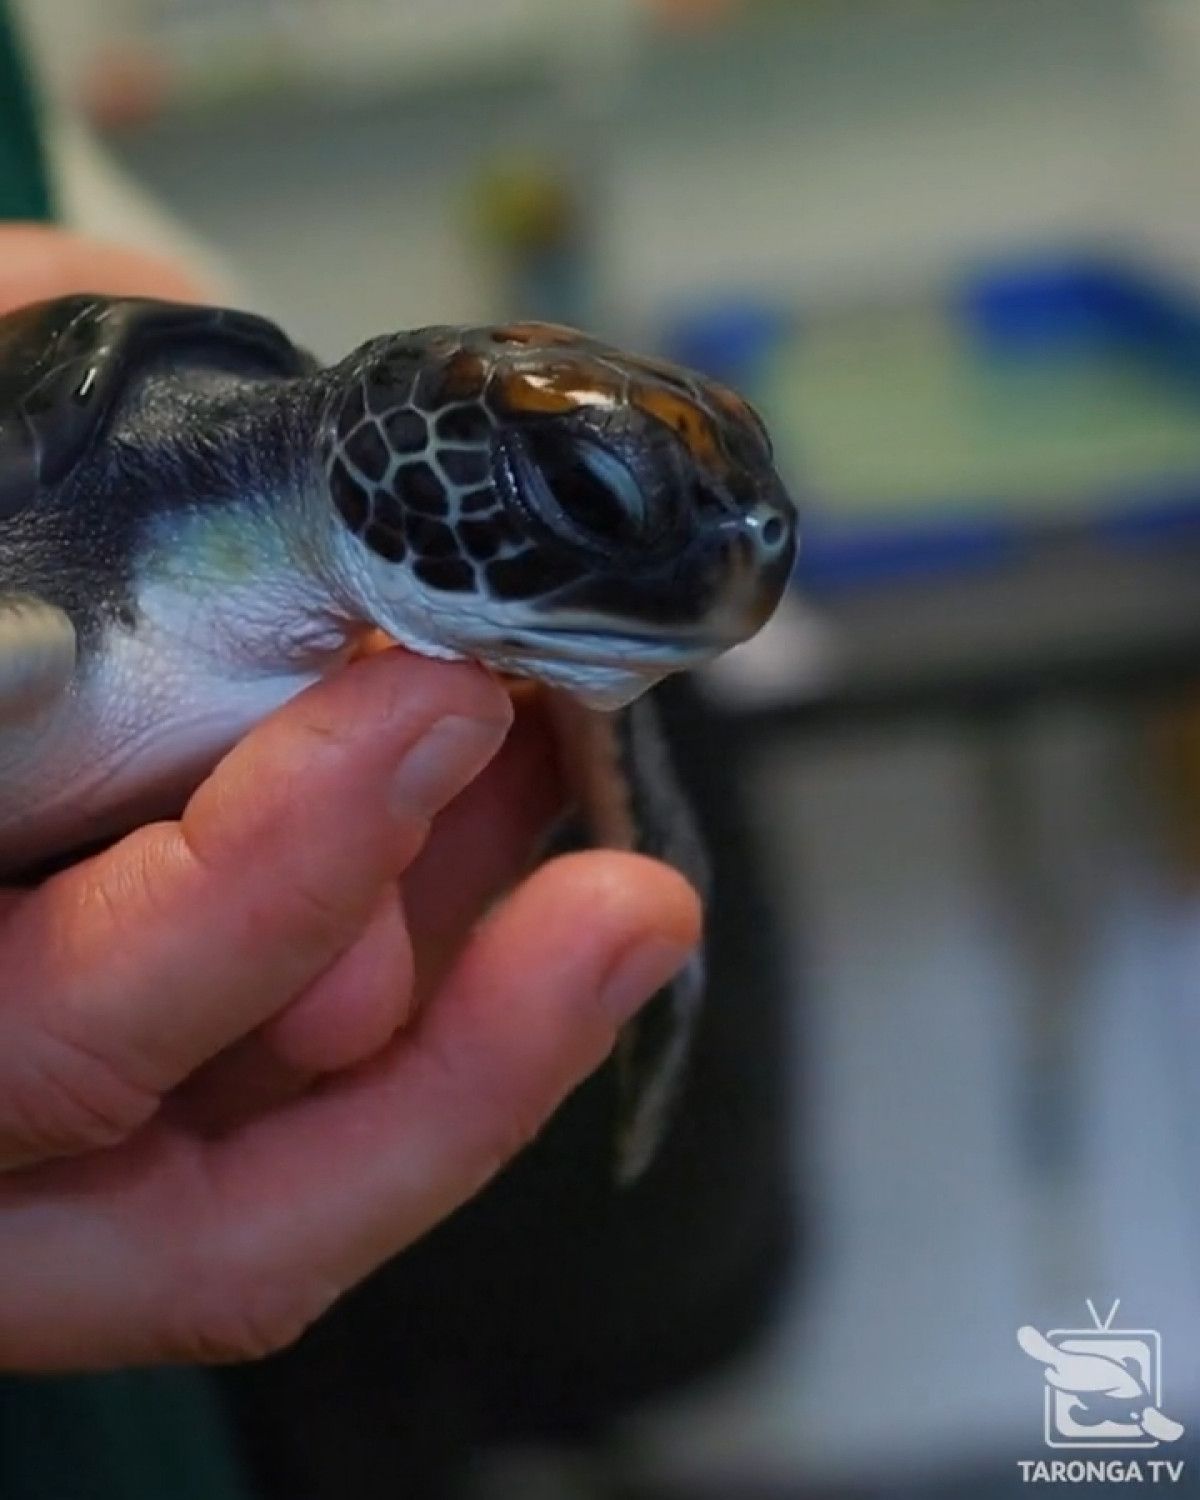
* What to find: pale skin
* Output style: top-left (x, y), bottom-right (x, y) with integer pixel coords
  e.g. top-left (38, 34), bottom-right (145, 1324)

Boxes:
top-left (0, 228), bottom-right (701, 1371)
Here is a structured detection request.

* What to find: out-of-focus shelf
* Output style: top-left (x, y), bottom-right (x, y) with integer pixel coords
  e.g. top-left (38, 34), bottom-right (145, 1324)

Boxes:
top-left (706, 538), bottom-right (1200, 734)
top-left (35, 0), bottom-right (659, 126)
top-left (110, 0), bottom-right (558, 112)
top-left (686, 259), bottom-right (1200, 732)
top-left (49, 0), bottom-right (932, 129)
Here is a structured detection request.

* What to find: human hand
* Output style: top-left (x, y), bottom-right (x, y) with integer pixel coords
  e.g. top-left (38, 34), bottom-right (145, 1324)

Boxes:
top-left (0, 232), bottom-right (701, 1371)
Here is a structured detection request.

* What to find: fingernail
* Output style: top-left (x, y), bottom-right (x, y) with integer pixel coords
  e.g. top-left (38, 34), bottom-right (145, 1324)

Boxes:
top-left (391, 714), bottom-right (509, 817)
top-left (600, 937), bottom-right (694, 1025)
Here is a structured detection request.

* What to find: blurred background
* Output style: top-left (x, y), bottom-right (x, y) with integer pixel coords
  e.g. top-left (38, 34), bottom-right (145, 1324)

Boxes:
top-left (11, 0), bottom-right (1200, 1496)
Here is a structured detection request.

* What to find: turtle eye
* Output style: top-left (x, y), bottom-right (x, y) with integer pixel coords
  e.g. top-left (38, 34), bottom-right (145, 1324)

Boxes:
top-left (521, 428), bottom-right (648, 547)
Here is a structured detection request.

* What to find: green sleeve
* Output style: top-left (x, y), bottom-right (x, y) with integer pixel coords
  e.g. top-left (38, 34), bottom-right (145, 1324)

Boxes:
top-left (0, 1370), bottom-right (256, 1500)
top-left (0, 0), bottom-right (53, 220)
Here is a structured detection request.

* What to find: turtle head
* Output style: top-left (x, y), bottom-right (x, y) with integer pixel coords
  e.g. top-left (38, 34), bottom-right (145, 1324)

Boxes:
top-left (322, 322), bottom-right (797, 707)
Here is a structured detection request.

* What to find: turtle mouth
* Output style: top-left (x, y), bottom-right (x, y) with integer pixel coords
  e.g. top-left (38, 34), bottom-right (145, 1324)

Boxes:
top-left (493, 624), bottom-right (733, 672)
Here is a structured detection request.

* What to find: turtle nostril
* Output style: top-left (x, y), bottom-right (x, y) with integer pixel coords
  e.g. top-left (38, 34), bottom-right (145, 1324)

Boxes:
top-left (761, 515), bottom-right (785, 549)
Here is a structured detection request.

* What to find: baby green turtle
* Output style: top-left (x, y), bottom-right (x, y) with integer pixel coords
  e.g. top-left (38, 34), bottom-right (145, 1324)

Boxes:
top-left (0, 297), bottom-right (796, 1179)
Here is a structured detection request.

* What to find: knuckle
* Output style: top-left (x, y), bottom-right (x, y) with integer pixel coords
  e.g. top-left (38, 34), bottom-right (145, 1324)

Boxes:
top-left (66, 823), bottom-right (189, 954)
top-left (418, 1032), bottom-right (550, 1172)
top-left (3, 1032), bottom-right (158, 1159)
top-left (278, 868), bottom-right (355, 951)
top-left (489, 1100), bottom-right (548, 1172)
top-left (175, 1268), bottom-right (339, 1364)
top-left (180, 774), bottom-right (354, 951)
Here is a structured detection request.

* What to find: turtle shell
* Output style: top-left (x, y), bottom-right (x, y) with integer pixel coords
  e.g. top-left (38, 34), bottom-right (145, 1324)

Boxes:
top-left (0, 296), bottom-right (310, 520)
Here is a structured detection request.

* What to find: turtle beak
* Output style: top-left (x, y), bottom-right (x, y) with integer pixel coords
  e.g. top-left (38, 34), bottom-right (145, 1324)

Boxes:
top-left (542, 474), bottom-right (797, 651)
top-left (691, 485), bottom-right (797, 640)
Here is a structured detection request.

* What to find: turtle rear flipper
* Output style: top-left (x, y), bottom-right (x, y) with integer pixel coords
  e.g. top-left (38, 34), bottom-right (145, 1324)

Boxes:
top-left (549, 692), bottom-right (710, 1183)
top-left (0, 594), bottom-right (76, 723)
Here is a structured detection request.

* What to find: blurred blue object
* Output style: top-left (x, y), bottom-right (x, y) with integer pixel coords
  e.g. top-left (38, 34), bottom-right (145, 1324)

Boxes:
top-left (961, 255), bottom-right (1200, 388)
top-left (659, 297), bottom-right (791, 387)
top-left (961, 256), bottom-right (1155, 354)
top-left (796, 512), bottom-right (1024, 592)
top-left (1093, 475), bottom-right (1200, 544)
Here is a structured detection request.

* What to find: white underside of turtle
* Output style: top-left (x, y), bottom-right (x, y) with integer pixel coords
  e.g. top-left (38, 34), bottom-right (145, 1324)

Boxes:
top-left (0, 578), bottom-right (335, 874)
top-left (0, 493), bottom-right (671, 874)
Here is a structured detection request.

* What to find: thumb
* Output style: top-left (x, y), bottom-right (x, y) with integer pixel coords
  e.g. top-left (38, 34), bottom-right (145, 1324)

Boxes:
top-left (196, 852), bottom-right (702, 1310)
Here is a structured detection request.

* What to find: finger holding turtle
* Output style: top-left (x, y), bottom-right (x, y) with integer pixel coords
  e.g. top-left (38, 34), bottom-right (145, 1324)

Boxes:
top-left (175, 679), bottom-right (568, 1131)
top-left (0, 224), bottom-right (207, 314)
top-left (0, 647), bottom-right (514, 1171)
top-left (0, 643), bottom-right (697, 1368)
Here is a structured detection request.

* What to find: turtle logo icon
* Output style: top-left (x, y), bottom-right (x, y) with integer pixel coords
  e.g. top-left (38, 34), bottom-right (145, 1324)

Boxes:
top-left (1018, 1301), bottom-right (1186, 1449)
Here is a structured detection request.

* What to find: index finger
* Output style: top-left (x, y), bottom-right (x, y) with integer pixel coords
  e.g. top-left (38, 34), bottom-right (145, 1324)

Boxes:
top-left (0, 224), bottom-right (207, 312)
top-left (0, 650), bottom-right (511, 1162)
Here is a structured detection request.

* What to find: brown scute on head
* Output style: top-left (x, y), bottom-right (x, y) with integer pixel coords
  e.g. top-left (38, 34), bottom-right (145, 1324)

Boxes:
top-left (630, 384), bottom-right (724, 469)
top-left (488, 321), bottom-right (587, 348)
top-left (709, 381), bottom-right (757, 426)
top-left (709, 381), bottom-right (773, 454)
top-left (430, 349), bottom-right (488, 405)
top-left (491, 361), bottom-right (623, 418)
top-left (489, 369), bottom-right (594, 423)
top-left (492, 369), bottom-right (575, 416)
top-left (625, 354), bottom-right (700, 396)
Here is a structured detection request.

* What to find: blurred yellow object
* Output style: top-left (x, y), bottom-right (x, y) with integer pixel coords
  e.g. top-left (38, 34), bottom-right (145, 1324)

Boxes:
top-left (1147, 697), bottom-right (1200, 880)
top-left (471, 157), bottom-right (577, 254)
top-left (79, 43), bottom-right (172, 132)
top-left (647, 0), bottom-right (746, 27)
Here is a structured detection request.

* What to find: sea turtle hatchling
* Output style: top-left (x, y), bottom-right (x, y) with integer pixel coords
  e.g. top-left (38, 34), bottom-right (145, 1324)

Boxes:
top-left (0, 297), bottom-right (797, 1180)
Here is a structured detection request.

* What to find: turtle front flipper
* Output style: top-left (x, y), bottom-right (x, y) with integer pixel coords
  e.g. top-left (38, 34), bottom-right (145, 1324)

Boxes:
top-left (550, 692), bottom-right (710, 1184)
top-left (610, 696), bottom-right (710, 1183)
top-left (0, 594), bottom-right (76, 723)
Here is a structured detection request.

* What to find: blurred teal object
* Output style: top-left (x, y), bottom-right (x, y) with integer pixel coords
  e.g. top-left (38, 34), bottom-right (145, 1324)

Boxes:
top-left (0, 0), bottom-right (54, 220)
top-left (470, 154), bottom-right (595, 328)
top-left (0, 1370), bottom-right (254, 1500)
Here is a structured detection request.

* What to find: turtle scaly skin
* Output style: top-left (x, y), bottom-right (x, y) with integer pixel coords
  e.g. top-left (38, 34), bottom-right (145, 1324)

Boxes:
top-left (0, 299), bottom-right (797, 1177)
